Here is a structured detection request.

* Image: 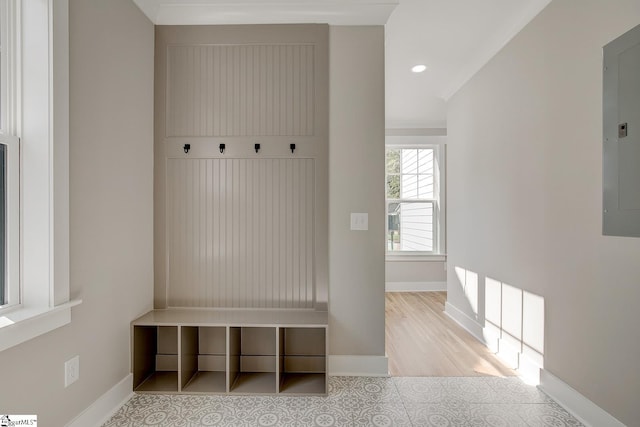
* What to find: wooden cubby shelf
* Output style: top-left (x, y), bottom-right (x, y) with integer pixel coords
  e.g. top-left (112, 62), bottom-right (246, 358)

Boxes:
top-left (133, 325), bottom-right (179, 392)
top-left (180, 326), bottom-right (227, 393)
top-left (131, 309), bottom-right (328, 395)
top-left (279, 327), bottom-right (326, 394)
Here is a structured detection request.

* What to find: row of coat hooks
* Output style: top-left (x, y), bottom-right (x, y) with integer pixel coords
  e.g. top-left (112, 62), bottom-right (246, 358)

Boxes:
top-left (183, 143), bottom-right (296, 154)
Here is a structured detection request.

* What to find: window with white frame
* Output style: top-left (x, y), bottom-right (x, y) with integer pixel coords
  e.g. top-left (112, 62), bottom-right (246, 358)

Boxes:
top-left (386, 145), bottom-right (444, 254)
top-left (0, 0), bottom-right (75, 353)
top-left (0, 0), bottom-right (19, 309)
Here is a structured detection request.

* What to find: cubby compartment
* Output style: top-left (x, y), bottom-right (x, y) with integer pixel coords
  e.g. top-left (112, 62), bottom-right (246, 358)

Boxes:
top-left (180, 326), bottom-right (227, 393)
top-left (131, 309), bottom-right (328, 395)
top-left (133, 325), bottom-right (179, 392)
top-left (279, 327), bottom-right (327, 394)
top-left (229, 327), bottom-right (277, 393)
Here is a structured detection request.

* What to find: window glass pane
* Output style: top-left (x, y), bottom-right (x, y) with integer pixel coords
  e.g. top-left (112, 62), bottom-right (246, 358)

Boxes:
top-left (401, 149), bottom-right (418, 174)
top-left (401, 173), bottom-right (418, 199)
top-left (387, 202), bottom-right (400, 250)
top-left (387, 202), bottom-right (433, 252)
top-left (418, 174), bottom-right (434, 199)
top-left (385, 149), bottom-right (400, 174)
top-left (418, 149), bottom-right (433, 174)
top-left (386, 174), bottom-right (400, 199)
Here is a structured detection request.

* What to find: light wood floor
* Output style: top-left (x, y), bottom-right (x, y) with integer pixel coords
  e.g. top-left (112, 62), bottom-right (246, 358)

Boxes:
top-left (385, 292), bottom-right (517, 377)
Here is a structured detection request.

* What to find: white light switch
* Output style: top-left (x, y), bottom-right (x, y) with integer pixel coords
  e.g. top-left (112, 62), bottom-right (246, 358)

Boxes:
top-left (350, 213), bottom-right (368, 231)
top-left (65, 355), bottom-right (80, 387)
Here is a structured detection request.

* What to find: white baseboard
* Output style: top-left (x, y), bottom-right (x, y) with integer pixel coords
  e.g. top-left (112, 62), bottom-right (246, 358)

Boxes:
top-left (66, 374), bottom-right (133, 427)
top-left (444, 301), bottom-right (486, 344)
top-left (496, 338), bottom-right (520, 370)
top-left (329, 355), bottom-right (389, 376)
top-left (386, 281), bottom-right (447, 292)
top-left (539, 370), bottom-right (625, 427)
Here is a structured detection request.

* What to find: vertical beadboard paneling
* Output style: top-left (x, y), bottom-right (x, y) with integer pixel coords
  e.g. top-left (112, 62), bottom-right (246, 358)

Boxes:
top-left (166, 44), bottom-right (315, 137)
top-left (167, 158), bottom-right (315, 308)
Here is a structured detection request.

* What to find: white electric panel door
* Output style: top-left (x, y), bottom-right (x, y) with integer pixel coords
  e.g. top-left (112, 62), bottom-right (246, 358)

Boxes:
top-left (603, 24), bottom-right (640, 237)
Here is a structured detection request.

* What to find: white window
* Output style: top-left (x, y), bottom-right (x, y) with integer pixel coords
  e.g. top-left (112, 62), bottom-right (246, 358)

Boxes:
top-left (0, 0), bottom-right (19, 310)
top-left (0, 0), bottom-right (77, 352)
top-left (386, 144), bottom-right (445, 255)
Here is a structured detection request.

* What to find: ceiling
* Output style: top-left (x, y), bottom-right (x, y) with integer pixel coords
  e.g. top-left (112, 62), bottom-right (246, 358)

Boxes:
top-left (132, 0), bottom-right (552, 129)
top-left (385, 0), bottom-right (551, 129)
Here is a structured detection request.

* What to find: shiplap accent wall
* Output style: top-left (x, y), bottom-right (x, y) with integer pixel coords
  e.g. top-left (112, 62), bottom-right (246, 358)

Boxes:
top-left (167, 44), bottom-right (315, 137)
top-left (167, 158), bottom-right (315, 308)
top-left (155, 25), bottom-right (329, 309)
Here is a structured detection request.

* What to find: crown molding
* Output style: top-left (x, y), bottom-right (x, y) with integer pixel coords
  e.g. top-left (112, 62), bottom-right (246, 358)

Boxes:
top-left (132, 0), bottom-right (398, 26)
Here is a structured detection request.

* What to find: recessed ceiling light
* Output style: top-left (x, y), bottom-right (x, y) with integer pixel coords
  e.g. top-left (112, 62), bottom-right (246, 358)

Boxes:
top-left (411, 64), bottom-right (427, 73)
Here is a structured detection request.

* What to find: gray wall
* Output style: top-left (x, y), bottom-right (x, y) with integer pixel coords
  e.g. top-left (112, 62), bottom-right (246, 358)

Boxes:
top-left (386, 260), bottom-right (446, 285)
top-left (0, 1), bottom-right (154, 425)
top-left (329, 26), bottom-right (386, 357)
top-left (447, 0), bottom-right (640, 424)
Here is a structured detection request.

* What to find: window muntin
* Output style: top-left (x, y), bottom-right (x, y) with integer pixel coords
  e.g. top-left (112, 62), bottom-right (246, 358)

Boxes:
top-left (386, 147), bottom-right (441, 254)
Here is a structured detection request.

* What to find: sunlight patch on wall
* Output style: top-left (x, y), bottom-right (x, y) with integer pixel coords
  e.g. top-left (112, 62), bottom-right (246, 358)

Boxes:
top-left (522, 290), bottom-right (545, 366)
top-left (454, 266), bottom-right (479, 318)
top-left (485, 276), bottom-right (545, 384)
top-left (452, 266), bottom-right (545, 383)
top-left (501, 282), bottom-right (524, 367)
top-left (484, 277), bottom-right (502, 353)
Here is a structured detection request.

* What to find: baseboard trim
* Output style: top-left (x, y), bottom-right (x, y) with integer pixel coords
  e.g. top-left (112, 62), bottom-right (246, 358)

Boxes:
top-left (66, 373), bottom-right (133, 427)
top-left (444, 301), bottom-right (486, 345)
top-left (386, 281), bottom-right (447, 292)
top-left (328, 355), bottom-right (389, 376)
top-left (539, 370), bottom-right (625, 427)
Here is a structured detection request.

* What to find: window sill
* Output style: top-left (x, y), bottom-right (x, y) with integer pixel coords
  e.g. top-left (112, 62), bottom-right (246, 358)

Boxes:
top-left (385, 254), bottom-right (447, 262)
top-left (0, 299), bottom-right (82, 352)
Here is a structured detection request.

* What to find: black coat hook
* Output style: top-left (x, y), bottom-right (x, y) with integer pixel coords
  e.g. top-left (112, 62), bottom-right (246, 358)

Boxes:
top-left (183, 143), bottom-right (191, 154)
top-left (290, 143), bottom-right (296, 153)
top-left (255, 143), bottom-right (261, 153)
top-left (219, 143), bottom-right (226, 154)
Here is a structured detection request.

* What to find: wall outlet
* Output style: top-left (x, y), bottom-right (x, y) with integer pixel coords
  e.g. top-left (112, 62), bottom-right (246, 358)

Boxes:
top-left (65, 355), bottom-right (80, 387)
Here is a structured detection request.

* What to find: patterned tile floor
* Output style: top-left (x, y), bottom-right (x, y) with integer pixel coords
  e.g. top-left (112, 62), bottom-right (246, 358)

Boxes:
top-left (103, 376), bottom-right (584, 426)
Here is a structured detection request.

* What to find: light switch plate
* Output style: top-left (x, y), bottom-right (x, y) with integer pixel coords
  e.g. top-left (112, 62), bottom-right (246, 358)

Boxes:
top-left (350, 213), bottom-right (368, 231)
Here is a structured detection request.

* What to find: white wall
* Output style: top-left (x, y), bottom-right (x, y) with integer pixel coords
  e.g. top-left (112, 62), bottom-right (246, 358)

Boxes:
top-left (447, 1), bottom-right (640, 425)
top-left (329, 26), bottom-right (386, 362)
top-left (0, 0), bottom-right (154, 425)
top-left (385, 260), bottom-right (446, 288)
